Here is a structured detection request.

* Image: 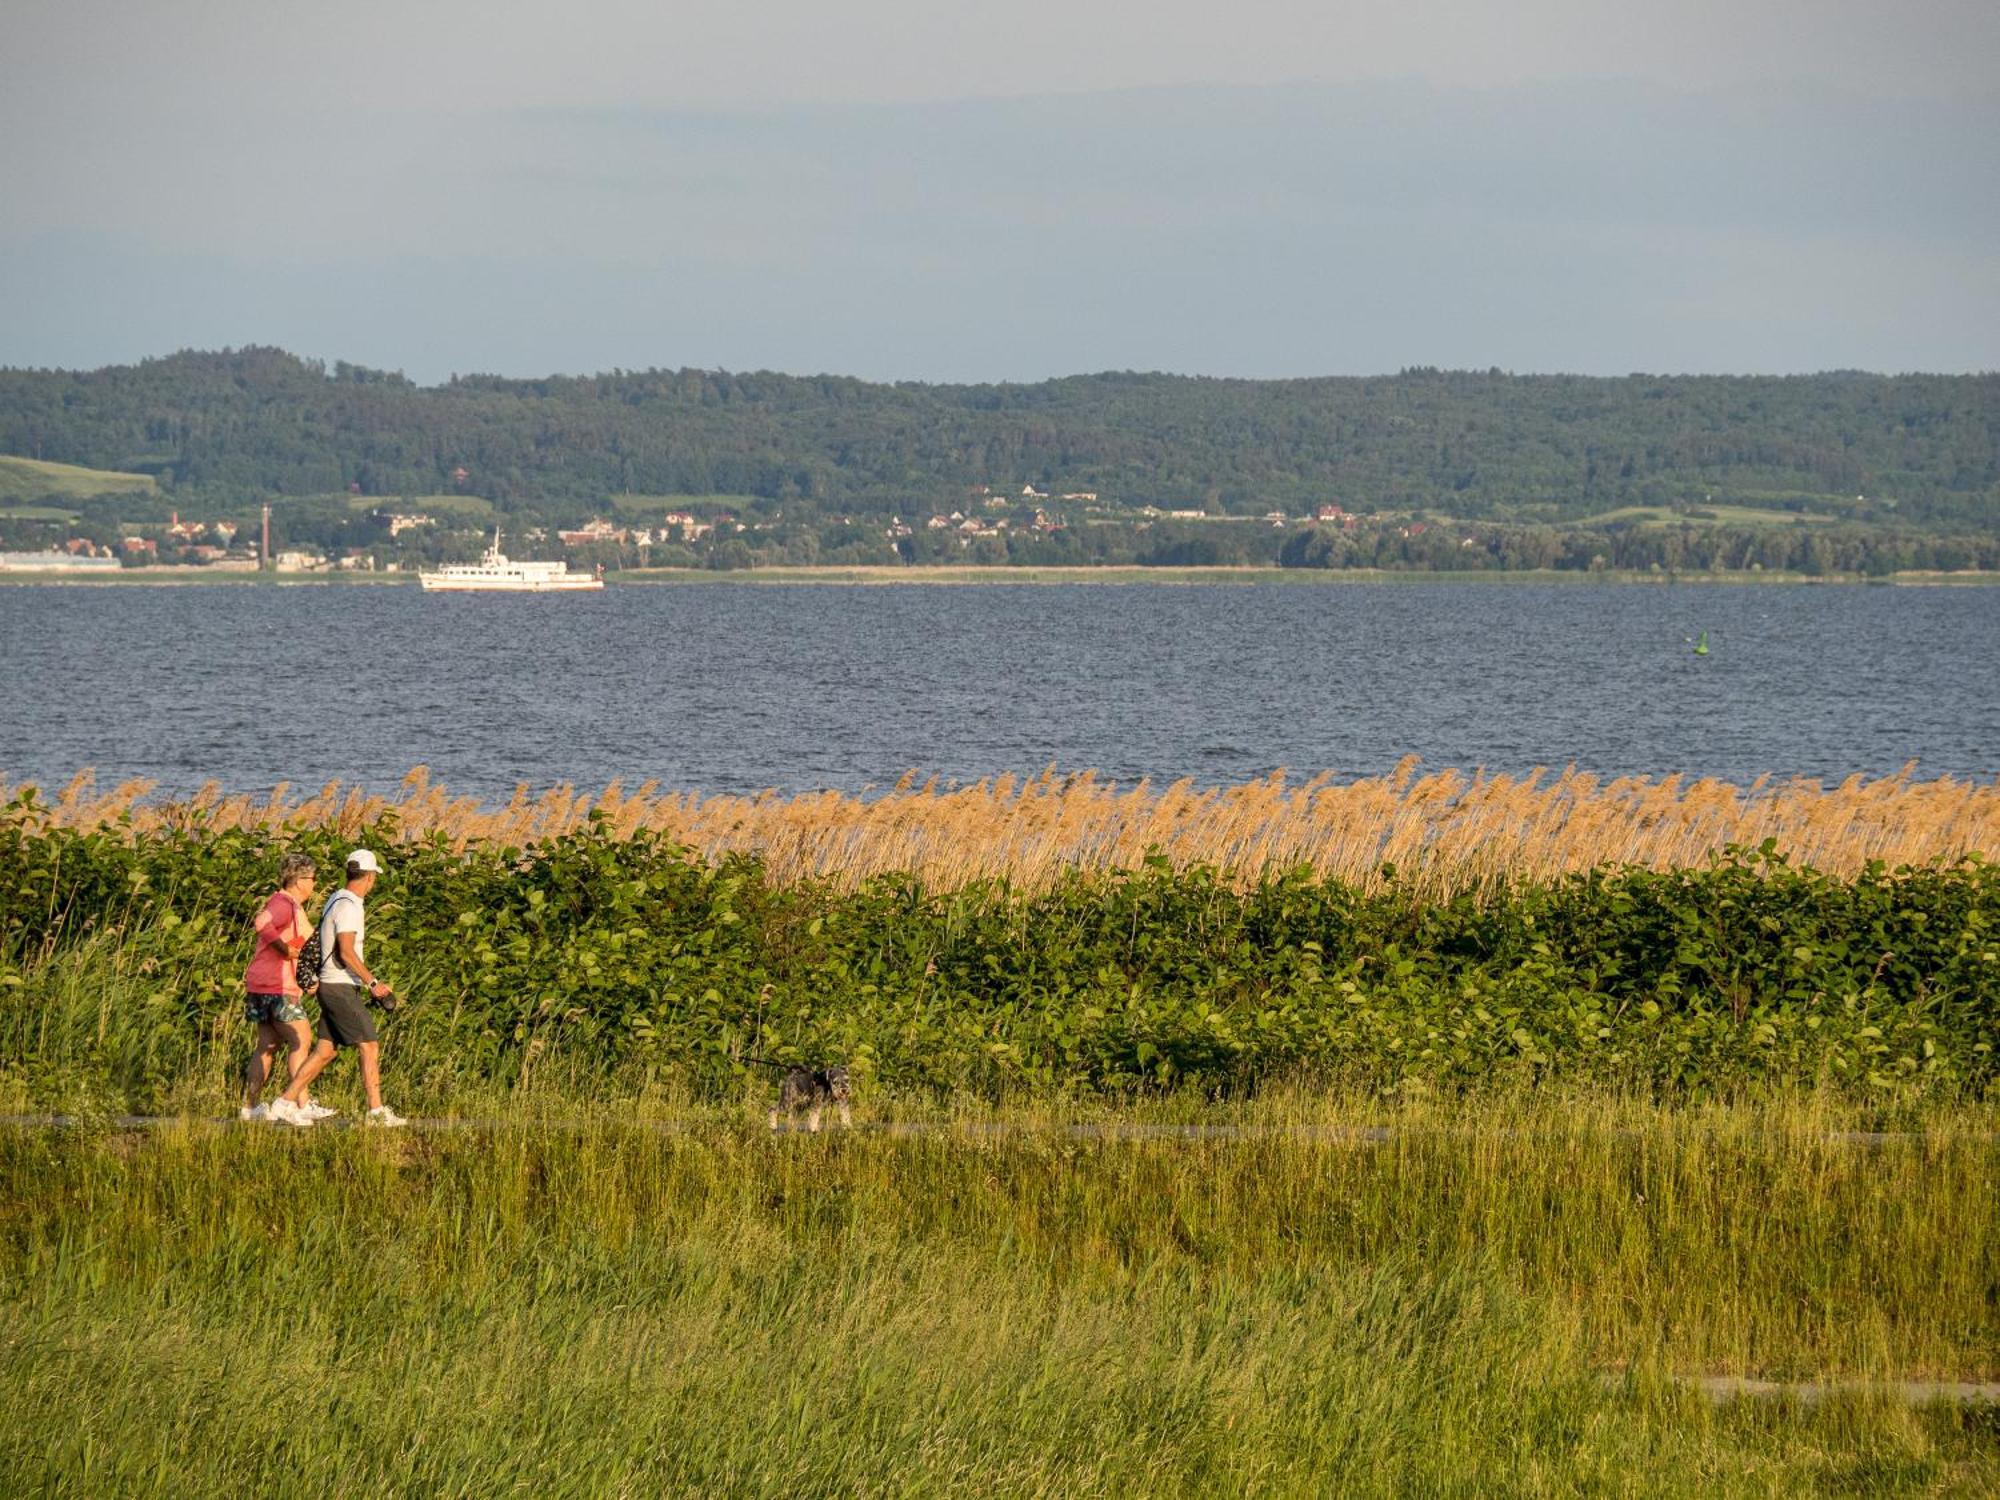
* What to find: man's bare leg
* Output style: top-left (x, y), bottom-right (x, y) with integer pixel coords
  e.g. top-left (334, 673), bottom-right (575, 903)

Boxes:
top-left (357, 1040), bottom-right (384, 1112)
top-left (281, 1039), bottom-right (338, 1105)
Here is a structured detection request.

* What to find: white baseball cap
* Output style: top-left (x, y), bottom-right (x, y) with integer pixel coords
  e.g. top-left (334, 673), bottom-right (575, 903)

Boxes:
top-left (347, 849), bottom-right (383, 874)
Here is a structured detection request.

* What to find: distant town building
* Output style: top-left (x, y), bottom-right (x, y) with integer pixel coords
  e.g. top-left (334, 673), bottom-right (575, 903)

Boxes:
top-left (274, 550), bottom-right (324, 572)
top-left (558, 519), bottom-right (626, 547)
top-left (658, 511), bottom-right (711, 540)
top-left (0, 551), bottom-right (121, 573)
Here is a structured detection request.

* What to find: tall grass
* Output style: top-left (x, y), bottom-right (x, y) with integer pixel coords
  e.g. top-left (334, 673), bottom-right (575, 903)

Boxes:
top-left (12, 759), bottom-right (1996, 895)
top-left (1, 1104), bottom-right (1995, 1496)
top-left (5, 764), bottom-right (1995, 1492)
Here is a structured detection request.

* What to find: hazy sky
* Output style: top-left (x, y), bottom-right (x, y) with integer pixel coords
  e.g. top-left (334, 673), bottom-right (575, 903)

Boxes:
top-left (2, 0), bottom-right (1995, 381)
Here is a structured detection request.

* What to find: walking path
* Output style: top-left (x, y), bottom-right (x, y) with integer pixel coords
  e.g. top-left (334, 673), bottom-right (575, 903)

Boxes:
top-left (0, 1113), bottom-right (1987, 1146)
top-left (1686, 1376), bottom-right (2000, 1406)
top-left (1601, 1374), bottom-right (2000, 1406)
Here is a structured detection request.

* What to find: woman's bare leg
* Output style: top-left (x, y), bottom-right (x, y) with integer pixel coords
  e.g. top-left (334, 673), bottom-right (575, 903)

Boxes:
top-left (280, 1018), bottom-right (313, 1091)
top-left (243, 1021), bottom-right (283, 1107)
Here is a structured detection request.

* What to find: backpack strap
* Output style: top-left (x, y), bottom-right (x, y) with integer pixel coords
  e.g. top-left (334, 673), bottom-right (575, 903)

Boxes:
top-left (319, 889), bottom-right (358, 975)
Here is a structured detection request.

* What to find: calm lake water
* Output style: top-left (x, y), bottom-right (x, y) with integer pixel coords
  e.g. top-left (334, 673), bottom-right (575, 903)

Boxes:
top-left (2, 580), bottom-right (1995, 800)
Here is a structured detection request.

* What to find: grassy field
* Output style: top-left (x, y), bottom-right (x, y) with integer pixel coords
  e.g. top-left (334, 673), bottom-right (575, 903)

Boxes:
top-left (611, 491), bottom-right (765, 515)
top-left (0, 560), bottom-right (1989, 587)
top-left (252, 491), bottom-right (498, 520)
top-left (0, 1096), bottom-right (1993, 1496)
top-left (612, 563), bottom-right (1939, 586)
top-left (1572, 504), bottom-right (1845, 528)
top-left (0, 569), bottom-right (408, 587)
top-left (615, 563), bottom-right (1278, 584)
top-left (0, 455), bottom-right (156, 504)
top-left (3, 791), bottom-right (1994, 1493)
top-left (342, 491), bottom-right (498, 519)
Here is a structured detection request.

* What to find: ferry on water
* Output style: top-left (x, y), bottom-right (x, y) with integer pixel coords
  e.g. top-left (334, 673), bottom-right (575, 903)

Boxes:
top-left (418, 530), bottom-right (605, 593)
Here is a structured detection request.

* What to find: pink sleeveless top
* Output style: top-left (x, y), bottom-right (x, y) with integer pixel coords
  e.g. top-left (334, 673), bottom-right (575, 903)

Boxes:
top-left (244, 890), bottom-right (311, 997)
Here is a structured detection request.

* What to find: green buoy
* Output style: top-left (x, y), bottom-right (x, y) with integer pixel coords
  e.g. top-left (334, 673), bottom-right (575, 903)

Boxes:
top-left (1693, 630), bottom-right (1709, 656)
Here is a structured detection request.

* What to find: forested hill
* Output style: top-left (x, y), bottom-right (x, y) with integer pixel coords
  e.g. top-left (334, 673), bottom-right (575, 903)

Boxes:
top-left (0, 348), bottom-right (1993, 525)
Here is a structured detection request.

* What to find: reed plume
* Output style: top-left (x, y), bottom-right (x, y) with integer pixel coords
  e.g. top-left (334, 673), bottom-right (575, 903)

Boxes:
top-left (6, 759), bottom-right (1992, 897)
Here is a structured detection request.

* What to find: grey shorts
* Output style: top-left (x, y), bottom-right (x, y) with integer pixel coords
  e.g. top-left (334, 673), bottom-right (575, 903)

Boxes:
top-left (316, 982), bottom-right (378, 1047)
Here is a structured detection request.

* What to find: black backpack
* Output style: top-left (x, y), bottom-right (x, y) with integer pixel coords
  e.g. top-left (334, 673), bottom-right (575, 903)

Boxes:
top-left (293, 927), bottom-right (323, 993)
top-left (295, 890), bottom-right (357, 993)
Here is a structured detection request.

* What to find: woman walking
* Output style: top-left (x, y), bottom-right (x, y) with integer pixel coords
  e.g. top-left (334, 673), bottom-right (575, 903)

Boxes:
top-left (240, 852), bottom-right (334, 1122)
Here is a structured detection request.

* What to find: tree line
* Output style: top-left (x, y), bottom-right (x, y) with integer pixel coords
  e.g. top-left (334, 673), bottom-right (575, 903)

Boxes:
top-left (0, 348), bottom-right (1993, 531)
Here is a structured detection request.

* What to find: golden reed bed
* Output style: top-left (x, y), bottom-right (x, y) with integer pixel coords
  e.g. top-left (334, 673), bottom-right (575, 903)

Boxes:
top-left (10, 760), bottom-right (1996, 896)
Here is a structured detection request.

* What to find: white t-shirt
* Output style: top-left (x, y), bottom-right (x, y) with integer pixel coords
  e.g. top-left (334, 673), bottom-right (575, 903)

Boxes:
top-left (318, 889), bottom-right (366, 985)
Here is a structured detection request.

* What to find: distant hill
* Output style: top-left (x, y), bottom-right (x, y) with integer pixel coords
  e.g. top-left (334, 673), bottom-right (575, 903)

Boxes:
top-left (0, 348), bottom-right (1993, 529)
top-left (0, 454), bottom-right (157, 507)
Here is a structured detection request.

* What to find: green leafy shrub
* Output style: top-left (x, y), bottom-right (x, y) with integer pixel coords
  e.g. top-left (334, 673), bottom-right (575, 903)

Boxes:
top-left (1, 801), bottom-right (1992, 1109)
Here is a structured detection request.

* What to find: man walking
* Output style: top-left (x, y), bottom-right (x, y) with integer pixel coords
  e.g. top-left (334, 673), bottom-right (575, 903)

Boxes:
top-left (270, 849), bottom-right (407, 1128)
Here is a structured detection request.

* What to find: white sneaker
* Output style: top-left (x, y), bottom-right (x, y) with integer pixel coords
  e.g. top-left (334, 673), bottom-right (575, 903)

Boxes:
top-left (239, 1103), bottom-right (269, 1122)
top-left (267, 1098), bottom-right (314, 1128)
top-left (301, 1098), bottom-right (338, 1121)
top-left (366, 1105), bottom-right (408, 1129)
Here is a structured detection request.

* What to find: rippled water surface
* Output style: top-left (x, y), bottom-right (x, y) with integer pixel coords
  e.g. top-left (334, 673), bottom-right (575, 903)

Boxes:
top-left (2, 581), bottom-right (1995, 799)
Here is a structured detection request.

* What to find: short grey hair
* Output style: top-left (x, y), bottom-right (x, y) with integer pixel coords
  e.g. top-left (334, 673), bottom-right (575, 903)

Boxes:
top-left (278, 852), bottom-right (317, 887)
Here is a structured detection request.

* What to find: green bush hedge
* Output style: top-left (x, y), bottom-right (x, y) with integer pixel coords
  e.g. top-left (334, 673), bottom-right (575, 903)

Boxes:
top-left (1, 801), bottom-right (1993, 1103)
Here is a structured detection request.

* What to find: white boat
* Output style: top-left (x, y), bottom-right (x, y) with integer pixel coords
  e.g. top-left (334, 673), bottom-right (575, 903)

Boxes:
top-left (418, 530), bottom-right (604, 592)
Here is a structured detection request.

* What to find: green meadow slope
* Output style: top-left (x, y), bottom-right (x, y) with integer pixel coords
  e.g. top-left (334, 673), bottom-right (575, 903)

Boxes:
top-left (0, 454), bottom-right (156, 506)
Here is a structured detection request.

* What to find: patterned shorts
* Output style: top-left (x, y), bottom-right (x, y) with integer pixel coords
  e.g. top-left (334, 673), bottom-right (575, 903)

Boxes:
top-left (244, 992), bottom-right (308, 1025)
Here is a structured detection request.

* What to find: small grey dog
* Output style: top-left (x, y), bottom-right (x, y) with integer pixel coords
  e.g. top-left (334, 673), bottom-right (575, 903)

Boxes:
top-left (768, 1066), bottom-right (852, 1133)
